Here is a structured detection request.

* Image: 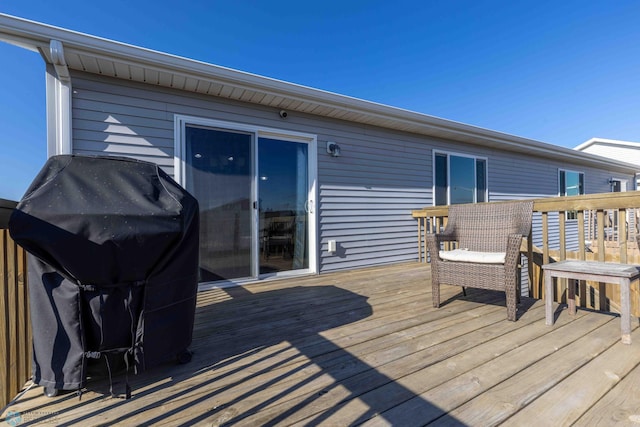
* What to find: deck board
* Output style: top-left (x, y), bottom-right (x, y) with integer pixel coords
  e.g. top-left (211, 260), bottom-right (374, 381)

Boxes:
top-left (438, 315), bottom-right (620, 426)
top-left (503, 326), bottom-right (640, 426)
top-left (575, 360), bottom-right (640, 426)
top-left (2, 262), bottom-right (640, 426)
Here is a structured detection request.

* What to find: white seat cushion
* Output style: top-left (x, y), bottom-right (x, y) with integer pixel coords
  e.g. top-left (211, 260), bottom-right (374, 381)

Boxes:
top-left (439, 248), bottom-right (506, 264)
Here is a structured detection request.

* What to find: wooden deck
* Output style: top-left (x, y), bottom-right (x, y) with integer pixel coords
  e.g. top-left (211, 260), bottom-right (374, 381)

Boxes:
top-left (3, 262), bottom-right (640, 426)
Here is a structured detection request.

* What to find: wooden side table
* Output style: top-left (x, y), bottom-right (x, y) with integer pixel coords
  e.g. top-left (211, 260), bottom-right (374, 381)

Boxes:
top-left (542, 260), bottom-right (640, 344)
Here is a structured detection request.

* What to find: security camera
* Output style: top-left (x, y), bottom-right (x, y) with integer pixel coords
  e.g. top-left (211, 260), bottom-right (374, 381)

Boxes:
top-left (279, 110), bottom-right (288, 119)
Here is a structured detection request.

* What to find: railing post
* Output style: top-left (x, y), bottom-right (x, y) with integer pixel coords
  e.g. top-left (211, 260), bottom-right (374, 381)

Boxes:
top-left (578, 210), bottom-right (587, 307)
top-left (539, 211), bottom-right (549, 300)
top-left (619, 208), bottom-right (628, 264)
top-left (424, 217), bottom-right (429, 262)
top-left (596, 210), bottom-right (607, 310)
top-left (417, 217), bottom-right (423, 263)
top-left (558, 212), bottom-right (566, 302)
top-left (527, 228), bottom-right (533, 298)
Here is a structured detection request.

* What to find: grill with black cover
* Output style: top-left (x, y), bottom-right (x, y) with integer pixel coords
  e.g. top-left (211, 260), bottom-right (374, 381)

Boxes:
top-left (9, 155), bottom-right (199, 398)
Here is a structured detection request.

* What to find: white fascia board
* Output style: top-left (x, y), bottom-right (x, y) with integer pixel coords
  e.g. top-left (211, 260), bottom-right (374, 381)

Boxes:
top-left (1, 13), bottom-right (637, 174)
top-left (574, 138), bottom-right (598, 151)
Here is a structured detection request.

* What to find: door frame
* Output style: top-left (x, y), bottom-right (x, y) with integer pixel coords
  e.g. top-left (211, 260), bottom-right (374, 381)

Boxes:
top-left (174, 115), bottom-right (318, 284)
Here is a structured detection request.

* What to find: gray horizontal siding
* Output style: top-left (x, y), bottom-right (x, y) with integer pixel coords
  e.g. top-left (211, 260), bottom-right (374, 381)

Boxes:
top-left (70, 73), bottom-right (432, 273)
top-left (319, 185), bottom-right (429, 272)
top-left (70, 71), bottom-right (635, 276)
top-left (72, 84), bottom-right (176, 169)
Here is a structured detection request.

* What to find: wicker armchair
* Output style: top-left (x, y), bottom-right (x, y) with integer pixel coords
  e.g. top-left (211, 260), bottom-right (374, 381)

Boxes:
top-left (426, 201), bottom-right (534, 321)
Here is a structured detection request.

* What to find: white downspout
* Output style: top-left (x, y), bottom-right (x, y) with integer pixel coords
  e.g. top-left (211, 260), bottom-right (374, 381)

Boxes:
top-left (46, 39), bottom-right (72, 156)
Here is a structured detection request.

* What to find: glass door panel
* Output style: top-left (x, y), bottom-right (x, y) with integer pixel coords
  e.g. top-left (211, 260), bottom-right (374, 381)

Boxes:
top-left (184, 125), bottom-right (254, 281)
top-left (449, 155), bottom-right (475, 205)
top-left (258, 138), bottom-right (309, 274)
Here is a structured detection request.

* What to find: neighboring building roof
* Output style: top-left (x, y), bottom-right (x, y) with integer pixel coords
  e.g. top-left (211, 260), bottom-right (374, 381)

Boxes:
top-left (575, 137), bottom-right (640, 152)
top-left (1, 13), bottom-right (638, 174)
top-left (575, 138), bottom-right (640, 170)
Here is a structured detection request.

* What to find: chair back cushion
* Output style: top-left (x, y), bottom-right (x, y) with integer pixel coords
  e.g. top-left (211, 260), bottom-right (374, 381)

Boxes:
top-left (439, 248), bottom-right (506, 264)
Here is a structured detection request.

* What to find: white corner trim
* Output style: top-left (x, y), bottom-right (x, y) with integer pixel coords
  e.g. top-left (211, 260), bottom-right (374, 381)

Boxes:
top-left (45, 39), bottom-right (72, 155)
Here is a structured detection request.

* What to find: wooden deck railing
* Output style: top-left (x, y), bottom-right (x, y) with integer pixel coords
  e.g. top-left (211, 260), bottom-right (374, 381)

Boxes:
top-left (0, 199), bottom-right (31, 409)
top-left (585, 208), bottom-right (640, 245)
top-left (412, 192), bottom-right (640, 317)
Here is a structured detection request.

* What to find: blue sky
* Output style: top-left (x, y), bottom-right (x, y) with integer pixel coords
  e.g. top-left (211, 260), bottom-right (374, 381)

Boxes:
top-left (0, 1), bottom-right (639, 200)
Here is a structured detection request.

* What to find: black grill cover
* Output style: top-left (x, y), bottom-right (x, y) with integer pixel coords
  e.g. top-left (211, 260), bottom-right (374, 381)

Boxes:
top-left (9, 155), bottom-right (199, 392)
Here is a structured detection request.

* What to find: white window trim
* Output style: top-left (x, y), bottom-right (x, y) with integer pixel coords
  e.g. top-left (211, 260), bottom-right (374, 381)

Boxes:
top-left (433, 150), bottom-right (489, 206)
top-left (173, 114), bottom-right (319, 281)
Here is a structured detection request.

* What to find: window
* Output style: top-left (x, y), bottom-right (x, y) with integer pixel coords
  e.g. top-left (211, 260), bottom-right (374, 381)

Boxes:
top-left (434, 152), bottom-right (487, 205)
top-left (559, 169), bottom-right (584, 220)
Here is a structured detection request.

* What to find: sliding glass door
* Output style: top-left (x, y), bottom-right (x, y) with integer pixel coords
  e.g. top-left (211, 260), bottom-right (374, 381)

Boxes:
top-left (179, 117), bottom-right (316, 283)
top-left (184, 125), bottom-right (254, 281)
top-left (258, 137), bottom-right (309, 274)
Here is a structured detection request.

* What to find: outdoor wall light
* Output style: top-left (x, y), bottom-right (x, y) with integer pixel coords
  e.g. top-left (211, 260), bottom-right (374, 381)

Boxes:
top-left (327, 141), bottom-right (341, 157)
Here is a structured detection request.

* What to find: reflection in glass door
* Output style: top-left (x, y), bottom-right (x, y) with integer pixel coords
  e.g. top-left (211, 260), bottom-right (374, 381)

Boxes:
top-left (184, 125), bottom-right (253, 281)
top-left (258, 138), bottom-right (309, 274)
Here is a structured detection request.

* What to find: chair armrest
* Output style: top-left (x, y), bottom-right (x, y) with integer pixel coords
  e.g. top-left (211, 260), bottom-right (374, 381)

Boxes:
top-left (504, 233), bottom-right (525, 267)
top-left (426, 233), bottom-right (457, 261)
